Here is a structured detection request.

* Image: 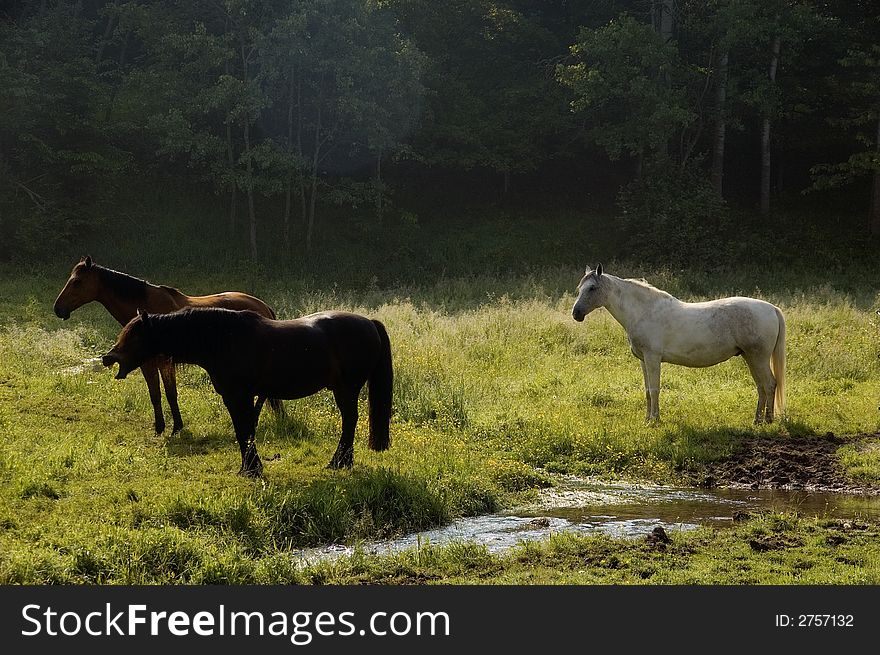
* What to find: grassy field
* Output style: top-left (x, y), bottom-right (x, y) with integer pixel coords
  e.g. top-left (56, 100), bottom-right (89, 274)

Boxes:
top-left (1, 209), bottom-right (880, 584)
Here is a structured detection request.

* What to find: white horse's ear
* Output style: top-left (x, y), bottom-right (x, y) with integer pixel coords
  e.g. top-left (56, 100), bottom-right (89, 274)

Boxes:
top-left (596, 263), bottom-right (603, 277)
top-left (584, 264), bottom-right (592, 274)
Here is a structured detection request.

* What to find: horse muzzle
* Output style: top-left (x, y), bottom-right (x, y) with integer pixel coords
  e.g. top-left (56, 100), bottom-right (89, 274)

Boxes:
top-left (572, 309), bottom-right (585, 322)
top-left (101, 353), bottom-right (131, 379)
top-left (54, 305), bottom-right (71, 320)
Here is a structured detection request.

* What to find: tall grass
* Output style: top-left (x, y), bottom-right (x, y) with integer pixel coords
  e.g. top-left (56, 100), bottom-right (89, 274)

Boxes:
top-left (2, 207), bottom-right (880, 582)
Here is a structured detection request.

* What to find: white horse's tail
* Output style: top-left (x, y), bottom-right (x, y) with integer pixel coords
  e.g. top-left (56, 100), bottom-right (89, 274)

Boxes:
top-left (771, 306), bottom-right (786, 416)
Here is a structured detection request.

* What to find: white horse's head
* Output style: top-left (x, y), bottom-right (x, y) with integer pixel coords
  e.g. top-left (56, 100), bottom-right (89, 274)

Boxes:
top-left (572, 264), bottom-right (605, 322)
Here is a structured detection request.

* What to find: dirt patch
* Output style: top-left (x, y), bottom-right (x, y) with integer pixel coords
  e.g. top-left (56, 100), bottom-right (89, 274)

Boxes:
top-left (693, 432), bottom-right (878, 494)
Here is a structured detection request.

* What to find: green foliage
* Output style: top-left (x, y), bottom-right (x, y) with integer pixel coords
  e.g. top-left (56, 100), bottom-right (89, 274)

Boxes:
top-left (387, 0), bottom-right (570, 176)
top-left (4, 1), bottom-right (880, 261)
top-left (558, 15), bottom-right (694, 163)
top-left (810, 45), bottom-right (880, 192)
top-left (617, 160), bottom-right (728, 265)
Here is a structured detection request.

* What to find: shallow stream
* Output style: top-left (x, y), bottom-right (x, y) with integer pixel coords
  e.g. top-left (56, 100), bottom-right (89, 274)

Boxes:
top-left (295, 477), bottom-right (880, 564)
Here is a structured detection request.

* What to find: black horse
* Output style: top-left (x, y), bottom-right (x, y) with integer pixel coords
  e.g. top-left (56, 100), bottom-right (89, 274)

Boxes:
top-left (102, 307), bottom-right (393, 475)
top-left (54, 256), bottom-right (280, 434)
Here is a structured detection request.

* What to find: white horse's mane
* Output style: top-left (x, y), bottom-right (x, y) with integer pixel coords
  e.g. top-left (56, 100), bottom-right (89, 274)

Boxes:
top-left (617, 276), bottom-right (675, 300)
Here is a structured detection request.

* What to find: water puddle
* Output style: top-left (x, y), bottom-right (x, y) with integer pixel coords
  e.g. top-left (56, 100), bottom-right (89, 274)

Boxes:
top-left (58, 357), bottom-right (104, 377)
top-left (294, 477), bottom-right (880, 565)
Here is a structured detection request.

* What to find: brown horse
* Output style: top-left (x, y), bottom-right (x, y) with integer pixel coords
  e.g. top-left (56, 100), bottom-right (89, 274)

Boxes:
top-left (53, 256), bottom-right (279, 434)
top-left (101, 307), bottom-right (393, 476)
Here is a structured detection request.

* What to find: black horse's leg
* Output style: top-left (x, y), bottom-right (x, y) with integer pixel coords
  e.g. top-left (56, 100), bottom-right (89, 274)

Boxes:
top-left (159, 357), bottom-right (184, 434)
top-left (223, 395), bottom-right (262, 477)
top-left (141, 360), bottom-right (165, 434)
top-left (328, 388), bottom-right (359, 469)
top-left (253, 396), bottom-right (267, 433)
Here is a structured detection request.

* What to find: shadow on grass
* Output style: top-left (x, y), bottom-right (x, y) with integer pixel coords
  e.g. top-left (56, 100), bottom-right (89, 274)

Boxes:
top-left (155, 466), bottom-right (475, 551)
top-left (655, 424), bottom-right (768, 471)
top-left (656, 419), bottom-right (820, 474)
top-left (780, 416), bottom-right (820, 438)
top-left (162, 429), bottom-right (232, 457)
top-left (260, 403), bottom-right (326, 444)
top-left (162, 403), bottom-right (330, 459)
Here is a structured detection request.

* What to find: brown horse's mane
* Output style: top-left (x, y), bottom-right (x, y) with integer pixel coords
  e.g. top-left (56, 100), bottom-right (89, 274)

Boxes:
top-left (159, 284), bottom-right (185, 298)
top-left (95, 265), bottom-right (150, 299)
top-left (96, 265), bottom-right (186, 300)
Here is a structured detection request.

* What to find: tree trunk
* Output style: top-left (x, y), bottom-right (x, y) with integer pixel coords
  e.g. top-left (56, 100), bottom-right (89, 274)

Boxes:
top-left (776, 141), bottom-right (784, 195)
top-left (760, 34), bottom-right (781, 216)
top-left (103, 30), bottom-right (129, 123)
top-left (711, 51), bottom-right (728, 197)
top-left (307, 171), bottom-right (318, 254)
top-left (651, 1), bottom-right (675, 159)
top-left (226, 120), bottom-right (237, 235)
top-left (296, 76), bottom-right (308, 249)
top-left (306, 107), bottom-right (322, 255)
top-left (375, 152), bottom-right (383, 221)
top-left (653, 0), bottom-right (675, 43)
top-left (283, 70), bottom-right (295, 257)
top-left (243, 118), bottom-right (257, 261)
top-left (241, 46), bottom-right (257, 261)
top-left (223, 35), bottom-right (237, 236)
top-left (871, 112), bottom-right (880, 236)
top-left (95, 8), bottom-right (117, 68)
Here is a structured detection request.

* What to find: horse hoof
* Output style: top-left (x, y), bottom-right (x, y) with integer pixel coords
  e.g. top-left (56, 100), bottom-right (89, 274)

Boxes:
top-left (154, 422), bottom-right (166, 434)
top-left (171, 422), bottom-right (184, 435)
top-left (327, 458), bottom-right (353, 470)
top-left (238, 466), bottom-right (263, 479)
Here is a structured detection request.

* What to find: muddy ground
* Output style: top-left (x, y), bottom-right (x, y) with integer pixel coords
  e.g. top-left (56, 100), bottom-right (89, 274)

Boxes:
top-left (691, 432), bottom-right (879, 494)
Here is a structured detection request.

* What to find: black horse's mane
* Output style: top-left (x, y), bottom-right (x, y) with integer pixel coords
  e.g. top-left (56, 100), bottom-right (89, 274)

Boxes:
top-left (96, 265), bottom-right (150, 299)
top-left (156, 306), bottom-right (264, 325)
top-left (150, 307), bottom-right (265, 359)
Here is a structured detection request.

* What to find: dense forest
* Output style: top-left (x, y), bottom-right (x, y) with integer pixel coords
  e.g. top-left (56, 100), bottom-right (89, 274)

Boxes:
top-left (1, 0), bottom-right (879, 267)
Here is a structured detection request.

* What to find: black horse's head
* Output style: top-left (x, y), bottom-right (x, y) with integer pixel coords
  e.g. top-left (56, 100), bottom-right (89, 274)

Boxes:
top-left (103, 308), bottom-right (154, 379)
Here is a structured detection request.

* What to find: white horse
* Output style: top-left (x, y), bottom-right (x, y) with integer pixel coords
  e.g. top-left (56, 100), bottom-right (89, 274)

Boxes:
top-left (571, 265), bottom-right (786, 423)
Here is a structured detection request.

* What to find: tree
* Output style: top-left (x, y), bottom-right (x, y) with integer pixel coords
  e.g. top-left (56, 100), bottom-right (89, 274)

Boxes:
top-left (263, 0), bottom-right (424, 254)
top-left (384, 0), bottom-right (571, 195)
top-left (809, 0), bottom-right (880, 235)
top-left (0, 1), bottom-right (137, 259)
top-left (557, 15), bottom-right (695, 178)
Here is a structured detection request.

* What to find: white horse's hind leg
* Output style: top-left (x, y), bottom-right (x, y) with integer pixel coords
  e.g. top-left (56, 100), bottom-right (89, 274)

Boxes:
top-left (743, 353), bottom-right (776, 423)
top-left (641, 354), bottom-right (662, 422)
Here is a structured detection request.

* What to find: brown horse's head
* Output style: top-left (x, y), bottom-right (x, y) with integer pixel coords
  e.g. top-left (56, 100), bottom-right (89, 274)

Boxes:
top-left (102, 309), bottom-right (153, 379)
top-left (54, 256), bottom-right (101, 320)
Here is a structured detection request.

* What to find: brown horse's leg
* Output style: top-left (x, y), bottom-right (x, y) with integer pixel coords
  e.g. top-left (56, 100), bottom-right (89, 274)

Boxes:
top-left (223, 394), bottom-right (262, 477)
top-left (159, 358), bottom-right (184, 434)
top-left (328, 388), bottom-right (359, 469)
top-left (141, 360), bottom-right (165, 434)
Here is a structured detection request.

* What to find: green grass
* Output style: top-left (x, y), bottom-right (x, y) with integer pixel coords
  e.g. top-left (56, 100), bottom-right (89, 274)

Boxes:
top-left (283, 513), bottom-right (880, 585)
top-left (2, 208), bottom-right (880, 583)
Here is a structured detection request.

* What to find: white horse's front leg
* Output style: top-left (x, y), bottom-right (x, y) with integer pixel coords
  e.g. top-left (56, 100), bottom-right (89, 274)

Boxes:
top-left (641, 354), bottom-right (662, 423)
top-left (639, 359), bottom-right (651, 421)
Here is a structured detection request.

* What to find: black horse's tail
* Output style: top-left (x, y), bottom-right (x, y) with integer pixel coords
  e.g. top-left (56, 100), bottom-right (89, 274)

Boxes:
top-left (265, 305), bottom-right (284, 416)
top-left (268, 397), bottom-right (285, 416)
top-left (368, 320), bottom-right (393, 451)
